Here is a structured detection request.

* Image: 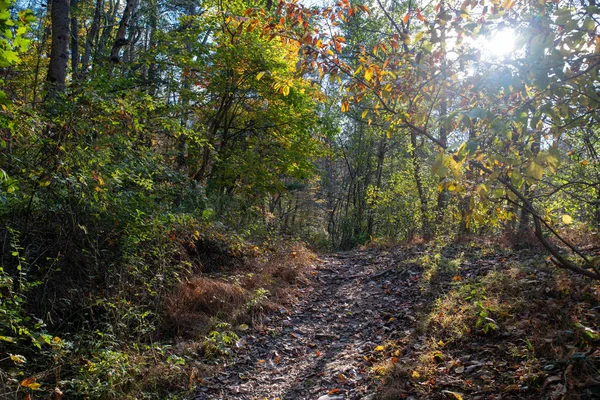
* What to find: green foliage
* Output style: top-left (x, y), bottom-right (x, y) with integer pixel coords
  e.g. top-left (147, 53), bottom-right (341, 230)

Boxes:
top-left (204, 322), bottom-right (239, 358)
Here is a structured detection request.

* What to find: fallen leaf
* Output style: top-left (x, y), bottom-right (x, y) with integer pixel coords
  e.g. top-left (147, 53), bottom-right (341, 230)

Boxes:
top-left (328, 387), bottom-right (340, 394)
top-left (374, 345), bottom-right (385, 351)
top-left (441, 390), bottom-right (464, 399)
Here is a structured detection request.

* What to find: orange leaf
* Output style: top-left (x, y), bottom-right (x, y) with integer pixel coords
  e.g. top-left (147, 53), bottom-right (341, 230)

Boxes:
top-left (329, 388), bottom-right (341, 394)
top-left (403, 13), bottom-right (409, 24)
top-left (416, 9), bottom-right (424, 21)
top-left (341, 100), bottom-right (349, 113)
top-left (20, 377), bottom-right (40, 390)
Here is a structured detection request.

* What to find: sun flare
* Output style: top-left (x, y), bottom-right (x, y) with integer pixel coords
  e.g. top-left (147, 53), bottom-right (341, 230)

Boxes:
top-left (487, 29), bottom-right (516, 57)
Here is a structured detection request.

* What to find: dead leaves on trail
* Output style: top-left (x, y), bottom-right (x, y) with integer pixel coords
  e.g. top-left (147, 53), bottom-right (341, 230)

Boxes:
top-left (194, 241), bottom-right (599, 400)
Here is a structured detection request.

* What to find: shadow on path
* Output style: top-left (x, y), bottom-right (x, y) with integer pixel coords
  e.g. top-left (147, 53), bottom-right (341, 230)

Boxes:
top-left (194, 249), bottom-right (422, 400)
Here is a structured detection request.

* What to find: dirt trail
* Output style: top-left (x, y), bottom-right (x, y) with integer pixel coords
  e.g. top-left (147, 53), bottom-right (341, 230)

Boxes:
top-left (194, 249), bottom-right (418, 400)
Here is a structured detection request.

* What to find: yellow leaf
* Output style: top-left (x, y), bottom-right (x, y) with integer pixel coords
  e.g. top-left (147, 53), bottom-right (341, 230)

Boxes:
top-left (374, 345), bottom-right (385, 351)
top-left (282, 85), bottom-right (290, 96)
top-left (412, 370), bottom-right (420, 378)
top-left (502, 0), bottom-right (514, 9)
top-left (361, 109), bottom-right (368, 119)
top-left (562, 214), bottom-right (573, 225)
top-left (442, 390), bottom-right (464, 400)
top-left (9, 354), bottom-right (26, 364)
top-left (525, 161), bottom-right (544, 180)
top-left (364, 68), bottom-right (373, 82)
top-left (256, 71), bottom-right (265, 81)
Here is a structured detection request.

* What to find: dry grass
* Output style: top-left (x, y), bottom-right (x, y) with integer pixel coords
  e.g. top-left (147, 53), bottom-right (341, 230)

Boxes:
top-left (378, 242), bottom-right (600, 399)
top-left (555, 225), bottom-right (600, 249)
top-left (164, 242), bottom-right (318, 337)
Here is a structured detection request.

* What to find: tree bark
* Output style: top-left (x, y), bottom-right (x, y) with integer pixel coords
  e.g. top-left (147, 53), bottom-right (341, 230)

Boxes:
top-left (46, 0), bottom-right (70, 103)
top-left (81, 0), bottom-right (103, 74)
top-left (109, 0), bottom-right (139, 63)
top-left (410, 130), bottom-right (432, 240)
top-left (70, 0), bottom-right (80, 77)
top-left (96, 0), bottom-right (120, 60)
top-left (367, 132), bottom-right (387, 237)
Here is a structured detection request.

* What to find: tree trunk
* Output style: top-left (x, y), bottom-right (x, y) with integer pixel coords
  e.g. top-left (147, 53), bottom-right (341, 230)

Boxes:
top-left (70, 0), bottom-right (80, 77)
top-left (517, 131), bottom-right (540, 238)
top-left (46, 0), bottom-right (70, 104)
top-left (435, 24), bottom-right (448, 228)
top-left (81, 0), bottom-right (103, 74)
top-left (109, 0), bottom-right (139, 63)
top-left (96, 0), bottom-right (120, 60)
top-left (459, 129), bottom-right (475, 233)
top-left (411, 130), bottom-right (432, 240)
top-left (367, 133), bottom-right (387, 237)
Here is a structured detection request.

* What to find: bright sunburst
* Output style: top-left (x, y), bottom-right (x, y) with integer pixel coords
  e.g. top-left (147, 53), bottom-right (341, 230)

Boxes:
top-left (486, 29), bottom-right (516, 57)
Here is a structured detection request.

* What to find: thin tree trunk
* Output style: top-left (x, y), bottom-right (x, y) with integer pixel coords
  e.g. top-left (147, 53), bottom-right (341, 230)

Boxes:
top-left (517, 131), bottom-right (541, 237)
top-left (411, 130), bottom-right (432, 240)
top-left (70, 0), bottom-right (80, 77)
top-left (460, 129), bottom-right (475, 233)
top-left (96, 0), bottom-right (119, 61)
top-left (367, 133), bottom-right (387, 237)
top-left (109, 0), bottom-right (139, 63)
top-left (435, 24), bottom-right (448, 228)
top-left (81, 0), bottom-right (103, 74)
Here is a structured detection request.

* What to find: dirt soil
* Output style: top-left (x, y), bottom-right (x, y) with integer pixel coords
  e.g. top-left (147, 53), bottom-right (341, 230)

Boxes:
top-left (193, 245), bottom-right (600, 400)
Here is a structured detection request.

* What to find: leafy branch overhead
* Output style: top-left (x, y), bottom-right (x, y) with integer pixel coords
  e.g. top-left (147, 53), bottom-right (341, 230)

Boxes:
top-left (264, 0), bottom-right (600, 280)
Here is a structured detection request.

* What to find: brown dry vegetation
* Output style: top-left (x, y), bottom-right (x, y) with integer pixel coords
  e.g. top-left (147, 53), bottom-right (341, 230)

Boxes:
top-left (377, 237), bottom-right (600, 400)
top-left (165, 243), bottom-right (318, 338)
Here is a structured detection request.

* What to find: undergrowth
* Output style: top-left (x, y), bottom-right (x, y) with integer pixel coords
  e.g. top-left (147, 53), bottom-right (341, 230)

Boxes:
top-left (0, 214), bottom-right (317, 399)
top-left (378, 239), bottom-right (600, 399)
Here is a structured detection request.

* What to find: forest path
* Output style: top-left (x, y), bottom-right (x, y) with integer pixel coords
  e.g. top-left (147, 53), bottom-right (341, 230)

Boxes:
top-left (194, 248), bottom-right (420, 400)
